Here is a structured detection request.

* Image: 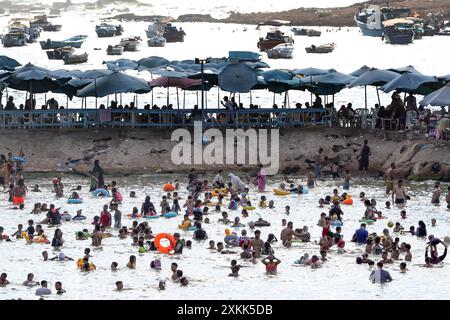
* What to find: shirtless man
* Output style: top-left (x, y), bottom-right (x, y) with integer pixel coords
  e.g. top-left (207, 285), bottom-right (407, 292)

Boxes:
top-left (431, 182), bottom-right (441, 204)
top-left (343, 170), bottom-right (351, 190)
top-left (216, 242), bottom-right (236, 254)
top-left (385, 163), bottom-right (396, 194)
top-left (306, 170), bottom-right (315, 189)
top-left (261, 255), bottom-right (281, 275)
top-left (251, 230), bottom-right (264, 258)
top-left (280, 222), bottom-right (301, 247)
top-left (392, 180), bottom-right (407, 205)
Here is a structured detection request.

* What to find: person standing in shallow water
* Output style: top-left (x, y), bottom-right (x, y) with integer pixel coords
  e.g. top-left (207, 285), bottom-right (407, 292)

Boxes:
top-left (90, 160), bottom-right (105, 191)
top-left (358, 139), bottom-right (371, 174)
top-left (257, 164), bottom-right (266, 192)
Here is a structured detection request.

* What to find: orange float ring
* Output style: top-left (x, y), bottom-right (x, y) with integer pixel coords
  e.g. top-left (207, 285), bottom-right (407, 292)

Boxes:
top-left (342, 199), bottom-right (353, 205)
top-left (163, 183), bottom-right (175, 192)
top-left (154, 233), bottom-right (177, 254)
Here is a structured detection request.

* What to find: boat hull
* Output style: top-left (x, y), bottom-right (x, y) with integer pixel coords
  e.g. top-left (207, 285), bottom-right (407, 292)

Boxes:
top-left (384, 30), bottom-right (414, 44)
top-left (63, 54), bottom-right (88, 65)
top-left (40, 39), bottom-right (84, 49)
top-left (355, 18), bottom-right (384, 37)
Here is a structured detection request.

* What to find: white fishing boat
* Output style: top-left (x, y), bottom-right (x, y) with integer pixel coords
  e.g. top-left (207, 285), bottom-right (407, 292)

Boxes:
top-left (63, 52), bottom-right (88, 65)
top-left (106, 44), bottom-right (124, 55)
top-left (147, 35), bottom-right (166, 47)
top-left (119, 36), bottom-right (141, 51)
top-left (266, 43), bottom-right (294, 59)
top-left (305, 43), bottom-right (336, 53)
top-left (145, 20), bottom-right (166, 38)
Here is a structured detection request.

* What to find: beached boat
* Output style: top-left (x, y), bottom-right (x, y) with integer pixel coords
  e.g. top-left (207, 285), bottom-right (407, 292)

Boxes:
top-left (291, 28), bottom-right (308, 36)
top-left (307, 29), bottom-right (321, 37)
top-left (147, 35), bottom-right (166, 47)
top-left (8, 22), bottom-right (41, 43)
top-left (305, 43), bottom-right (335, 53)
top-left (382, 19), bottom-right (415, 44)
top-left (30, 15), bottom-right (62, 32)
top-left (40, 35), bottom-right (87, 49)
top-left (95, 23), bottom-right (123, 38)
top-left (119, 36), bottom-right (141, 51)
top-left (145, 20), bottom-right (166, 38)
top-left (266, 43), bottom-right (294, 59)
top-left (437, 28), bottom-right (450, 36)
top-left (354, 5), bottom-right (412, 37)
top-left (1, 31), bottom-right (28, 47)
top-left (46, 46), bottom-right (75, 60)
top-left (162, 24), bottom-right (185, 43)
top-left (63, 53), bottom-right (88, 65)
top-left (257, 29), bottom-right (293, 52)
top-left (106, 44), bottom-right (124, 55)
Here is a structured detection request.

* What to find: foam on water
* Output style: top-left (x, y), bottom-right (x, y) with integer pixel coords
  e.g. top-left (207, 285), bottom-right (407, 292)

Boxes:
top-left (0, 174), bottom-right (449, 300)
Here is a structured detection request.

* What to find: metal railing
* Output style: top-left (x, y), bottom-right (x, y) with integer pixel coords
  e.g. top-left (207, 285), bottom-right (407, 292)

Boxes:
top-left (0, 108), bottom-right (332, 129)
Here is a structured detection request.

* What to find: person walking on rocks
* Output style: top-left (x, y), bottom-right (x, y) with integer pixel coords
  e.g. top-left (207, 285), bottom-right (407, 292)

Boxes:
top-left (358, 139), bottom-right (371, 174)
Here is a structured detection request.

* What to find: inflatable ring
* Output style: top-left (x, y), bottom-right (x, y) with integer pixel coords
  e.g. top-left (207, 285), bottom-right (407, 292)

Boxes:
top-left (33, 237), bottom-right (50, 244)
top-left (92, 188), bottom-right (110, 197)
top-left (188, 226), bottom-right (198, 231)
top-left (243, 206), bottom-right (256, 211)
top-left (359, 219), bottom-right (375, 224)
top-left (331, 221), bottom-right (343, 227)
top-left (146, 215), bottom-right (159, 219)
top-left (163, 183), bottom-right (175, 192)
top-left (162, 212), bottom-right (177, 218)
top-left (273, 188), bottom-right (290, 196)
top-left (224, 235), bottom-right (238, 246)
top-left (154, 233), bottom-right (176, 254)
top-left (76, 259), bottom-right (95, 270)
top-left (67, 198), bottom-right (83, 204)
top-left (302, 187), bottom-right (309, 194)
top-left (342, 199), bottom-right (353, 205)
top-left (127, 214), bottom-right (142, 218)
top-left (12, 156), bottom-right (27, 163)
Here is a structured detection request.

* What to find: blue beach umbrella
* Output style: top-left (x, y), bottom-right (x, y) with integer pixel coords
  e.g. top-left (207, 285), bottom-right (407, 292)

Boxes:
top-left (348, 69), bottom-right (400, 88)
top-left (380, 72), bottom-right (442, 95)
top-left (419, 84), bottom-right (450, 107)
top-left (104, 59), bottom-right (139, 71)
top-left (0, 55), bottom-right (22, 71)
top-left (137, 56), bottom-right (170, 71)
top-left (218, 63), bottom-right (257, 93)
top-left (350, 65), bottom-right (371, 77)
top-left (303, 71), bottom-right (356, 95)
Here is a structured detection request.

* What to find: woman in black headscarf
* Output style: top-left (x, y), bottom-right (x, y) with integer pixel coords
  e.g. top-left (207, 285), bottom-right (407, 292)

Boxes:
top-left (90, 160), bottom-right (105, 191)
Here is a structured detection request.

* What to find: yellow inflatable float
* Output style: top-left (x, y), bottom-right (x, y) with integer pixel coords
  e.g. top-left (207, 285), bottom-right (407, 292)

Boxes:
top-left (273, 188), bottom-right (290, 196)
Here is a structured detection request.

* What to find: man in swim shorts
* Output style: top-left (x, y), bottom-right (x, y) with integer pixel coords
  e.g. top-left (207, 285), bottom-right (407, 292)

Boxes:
top-left (261, 255), bottom-right (281, 275)
top-left (392, 180), bottom-right (407, 205)
top-left (385, 163), bottom-right (396, 194)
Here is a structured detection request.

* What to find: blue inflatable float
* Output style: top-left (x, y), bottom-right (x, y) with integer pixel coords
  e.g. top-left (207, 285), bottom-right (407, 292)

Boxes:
top-left (331, 221), bottom-right (343, 227)
top-left (146, 215), bottom-right (159, 220)
top-left (92, 188), bottom-right (110, 197)
top-left (67, 198), bottom-right (83, 204)
top-left (162, 212), bottom-right (177, 218)
top-left (12, 156), bottom-right (27, 163)
top-left (188, 226), bottom-right (198, 231)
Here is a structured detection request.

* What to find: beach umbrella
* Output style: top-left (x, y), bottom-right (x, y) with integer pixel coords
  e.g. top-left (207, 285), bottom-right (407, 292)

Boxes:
top-left (49, 69), bottom-right (84, 79)
top-left (292, 68), bottom-right (333, 76)
top-left (348, 69), bottom-right (400, 88)
top-left (350, 65), bottom-right (371, 77)
top-left (380, 72), bottom-right (442, 95)
top-left (419, 84), bottom-right (450, 106)
top-left (388, 65), bottom-right (422, 74)
top-left (150, 69), bottom-right (190, 78)
top-left (228, 51), bottom-right (261, 62)
top-left (137, 56), bottom-right (170, 71)
top-left (5, 69), bottom-right (60, 93)
top-left (149, 76), bottom-right (202, 89)
top-left (54, 78), bottom-right (93, 99)
top-left (76, 72), bottom-right (151, 97)
top-left (80, 69), bottom-right (113, 80)
top-left (14, 63), bottom-right (51, 75)
top-left (0, 55), bottom-right (22, 71)
top-left (302, 71), bottom-right (356, 95)
top-left (438, 74), bottom-right (450, 83)
top-left (218, 63), bottom-right (257, 93)
top-left (103, 59), bottom-right (139, 72)
top-left (245, 61), bottom-right (270, 69)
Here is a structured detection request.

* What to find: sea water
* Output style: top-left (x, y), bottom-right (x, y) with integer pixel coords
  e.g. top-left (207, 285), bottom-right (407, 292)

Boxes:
top-left (0, 11), bottom-right (449, 111)
top-left (0, 174), bottom-right (449, 300)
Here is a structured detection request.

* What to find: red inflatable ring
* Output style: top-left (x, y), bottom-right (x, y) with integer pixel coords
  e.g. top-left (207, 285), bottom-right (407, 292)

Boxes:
top-left (154, 233), bottom-right (176, 254)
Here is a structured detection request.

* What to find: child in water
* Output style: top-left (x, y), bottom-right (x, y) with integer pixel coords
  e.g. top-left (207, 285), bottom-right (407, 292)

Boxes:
top-left (259, 196), bottom-right (267, 208)
top-left (228, 260), bottom-right (240, 277)
top-left (268, 200), bottom-right (275, 209)
top-left (285, 206), bottom-right (290, 215)
top-left (127, 255), bottom-right (136, 269)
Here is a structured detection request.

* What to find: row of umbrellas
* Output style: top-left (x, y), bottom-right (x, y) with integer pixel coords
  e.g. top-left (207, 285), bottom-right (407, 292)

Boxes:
top-left (0, 53), bottom-right (449, 106)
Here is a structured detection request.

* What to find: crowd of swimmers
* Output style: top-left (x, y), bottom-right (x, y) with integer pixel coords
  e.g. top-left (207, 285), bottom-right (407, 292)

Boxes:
top-left (1, 153), bottom-right (450, 297)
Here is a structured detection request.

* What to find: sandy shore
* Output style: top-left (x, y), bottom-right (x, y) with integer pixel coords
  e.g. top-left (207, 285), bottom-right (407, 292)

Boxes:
top-left (1, 127), bottom-right (448, 181)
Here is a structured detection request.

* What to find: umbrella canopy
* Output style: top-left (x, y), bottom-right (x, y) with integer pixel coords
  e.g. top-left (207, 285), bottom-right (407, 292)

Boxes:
top-left (50, 69), bottom-right (84, 80)
top-left (0, 55), bottom-right (22, 71)
top-left (14, 63), bottom-right (51, 75)
top-left (419, 84), bottom-right (450, 106)
top-left (5, 70), bottom-right (60, 93)
top-left (292, 67), bottom-right (334, 76)
top-left (380, 72), bottom-right (442, 95)
top-left (80, 69), bottom-right (113, 80)
top-left (350, 65), bottom-right (371, 77)
top-left (149, 76), bottom-right (202, 89)
top-left (348, 69), bottom-right (400, 88)
top-left (218, 63), bottom-right (257, 93)
top-left (150, 69), bottom-right (190, 78)
top-left (438, 74), bottom-right (450, 82)
top-left (104, 59), bottom-right (139, 71)
top-left (388, 65), bottom-right (422, 74)
top-left (137, 56), bottom-right (170, 71)
top-left (301, 71), bottom-right (356, 95)
top-left (76, 72), bottom-right (151, 97)
top-left (260, 69), bottom-right (293, 82)
top-left (228, 51), bottom-right (261, 62)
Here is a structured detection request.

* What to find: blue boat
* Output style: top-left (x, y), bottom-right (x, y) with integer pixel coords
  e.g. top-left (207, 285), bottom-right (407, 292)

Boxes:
top-left (383, 19), bottom-right (415, 44)
top-left (355, 5), bottom-right (412, 37)
top-left (39, 35), bottom-right (88, 49)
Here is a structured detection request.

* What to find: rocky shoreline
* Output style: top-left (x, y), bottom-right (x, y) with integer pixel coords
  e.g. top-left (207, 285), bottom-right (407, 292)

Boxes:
top-left (1, 127), bottom-right (449, 181)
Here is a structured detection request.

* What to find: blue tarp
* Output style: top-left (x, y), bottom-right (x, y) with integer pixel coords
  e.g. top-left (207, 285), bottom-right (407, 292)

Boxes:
top-left (76, 72), bottom-right (151, 97)
top-left (419, 84), bottom-right (450, 107)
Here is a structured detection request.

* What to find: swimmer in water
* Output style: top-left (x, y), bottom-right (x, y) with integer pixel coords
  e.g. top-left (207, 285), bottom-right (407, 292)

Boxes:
top-left (127, 255), bottom-right (136, 269)
top-left (159, 280), bottom-right (166, 290)
top-left (431, 218), bottom-right (436, 227)
top-left (261, 255), bottom-right (281, 275)
top-left (111, 262), bottom-right (118, 271)
top-left (228, 260), bottom-right (240, 277)
top-left (399, 262), bottom-right (408, 273)
top-left (284, 206), bottom-right (290, 215)
top-left (431, 181), bottom-right (441, 204)
top-left (116, 281), bottom-right (124, 291)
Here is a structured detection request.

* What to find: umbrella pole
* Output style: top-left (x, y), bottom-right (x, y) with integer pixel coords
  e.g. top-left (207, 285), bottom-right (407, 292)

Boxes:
top-left (376, 87), bottom-right (381, 106)
top-left (66, 96), bottom-right (69, 109)
top-left (196, 91), bottom-right (199, 106)
top-left (151, 90), bottom-right (153, 106)
top-left (217, 87), bottom-right (220, 108)
top-left (107, 95), bottom-right (109, 108)
top-left (364, 85), bottom-right (367, 109)
top-left (176, 88), bottom-right (179, 109)
top-left (120, 93), bottom-right (122, 106)
top-left (250, 90), bottom-right (252, 105)
top-left (183, 90), bottom-right (185, 109)
top-left (238, 93), bottom-right (241, 105)
top-left (273, 92), bottom-right (275, 106)
top-left (115, 93), bottom-right (117, 104)
top-left (96, 97), bottom-right (98, 109)
top-left (167, 86), bottom-right (169, 107)
top-left (283, 91), bottom-right (287, 108)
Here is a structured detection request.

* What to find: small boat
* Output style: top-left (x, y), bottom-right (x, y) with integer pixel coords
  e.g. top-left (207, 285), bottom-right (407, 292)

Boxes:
top-left (8, 22), bottom-right (41, 43)
top-left (63, 53), bottom-right (88, 65)
top-left (162, 23), bottom-right (186, 43)
top-left (257, 29), bottom-right (293, 51)
top-left (145, 20), bottom-right (166, 38)
top-left (382, 18), bottom-right (415, 44)
top-left (46, 46), bottom-right (75, 60)
top-left (291, 28), bottom-right (308, 36)
top-left (40, 35), bottom-right (87, 49)
top-left (305, 43), bottom-right (335, 53)
top-left (147, 35), bottom-right (166, 47)
top-left (119, 36), bottom-right (141, 51)
top-left (95, 23), bottom-right (123, 38)
top-left (30, 15), bottom-right (62, 32)
top-left (354, 5), bottom-right (412, 37)
top-left (307, 29), bottom-right (321, 37)
top-left (106, 44), bottom-right (124, 55)
top-left (1, 31), bottom-right (28, 47)
top-left (266, 43), bottom-right (294, 59)
top-left (437, 28), bottom-right (450, 36)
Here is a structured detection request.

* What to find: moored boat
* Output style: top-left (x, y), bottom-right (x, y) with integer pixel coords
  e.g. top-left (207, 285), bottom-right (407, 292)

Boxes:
top-left (291, 28), bottom-right (308, 36)
top-left (162, 24), bottom-right (185, 43)
top-left (382, 18), bottom-right (415, 44)
top-left (266, 43), bottom-right (294, 59)
top-left (30, 15), bottom-right (62, 32)
top-left (1, 31), bottom-right (27, 47)
top-left (257, 29), bottom-right (293, 52)
top-left (96, 23), bottom-right (123, 38)
top-left (307, 29), bottom-right (321, 37)
top-left (354, 5), bottom-right (412, 37)
top-left (39, 35), bottom-right (87, 49)
top-left (145, 20), bottom-right (166, 38)
top-left (63, 52), bottom-right (88, 65)
top-left (305, 43), bottom-right (335, 53)
top-left (119, 36), bottom-right (141, 51)
top-left (106, 44), bottom-right (124, 55)
top-left (147, 35), bottom-right (166, 47)
top-left (46, 46), bottom-right (75, 60)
